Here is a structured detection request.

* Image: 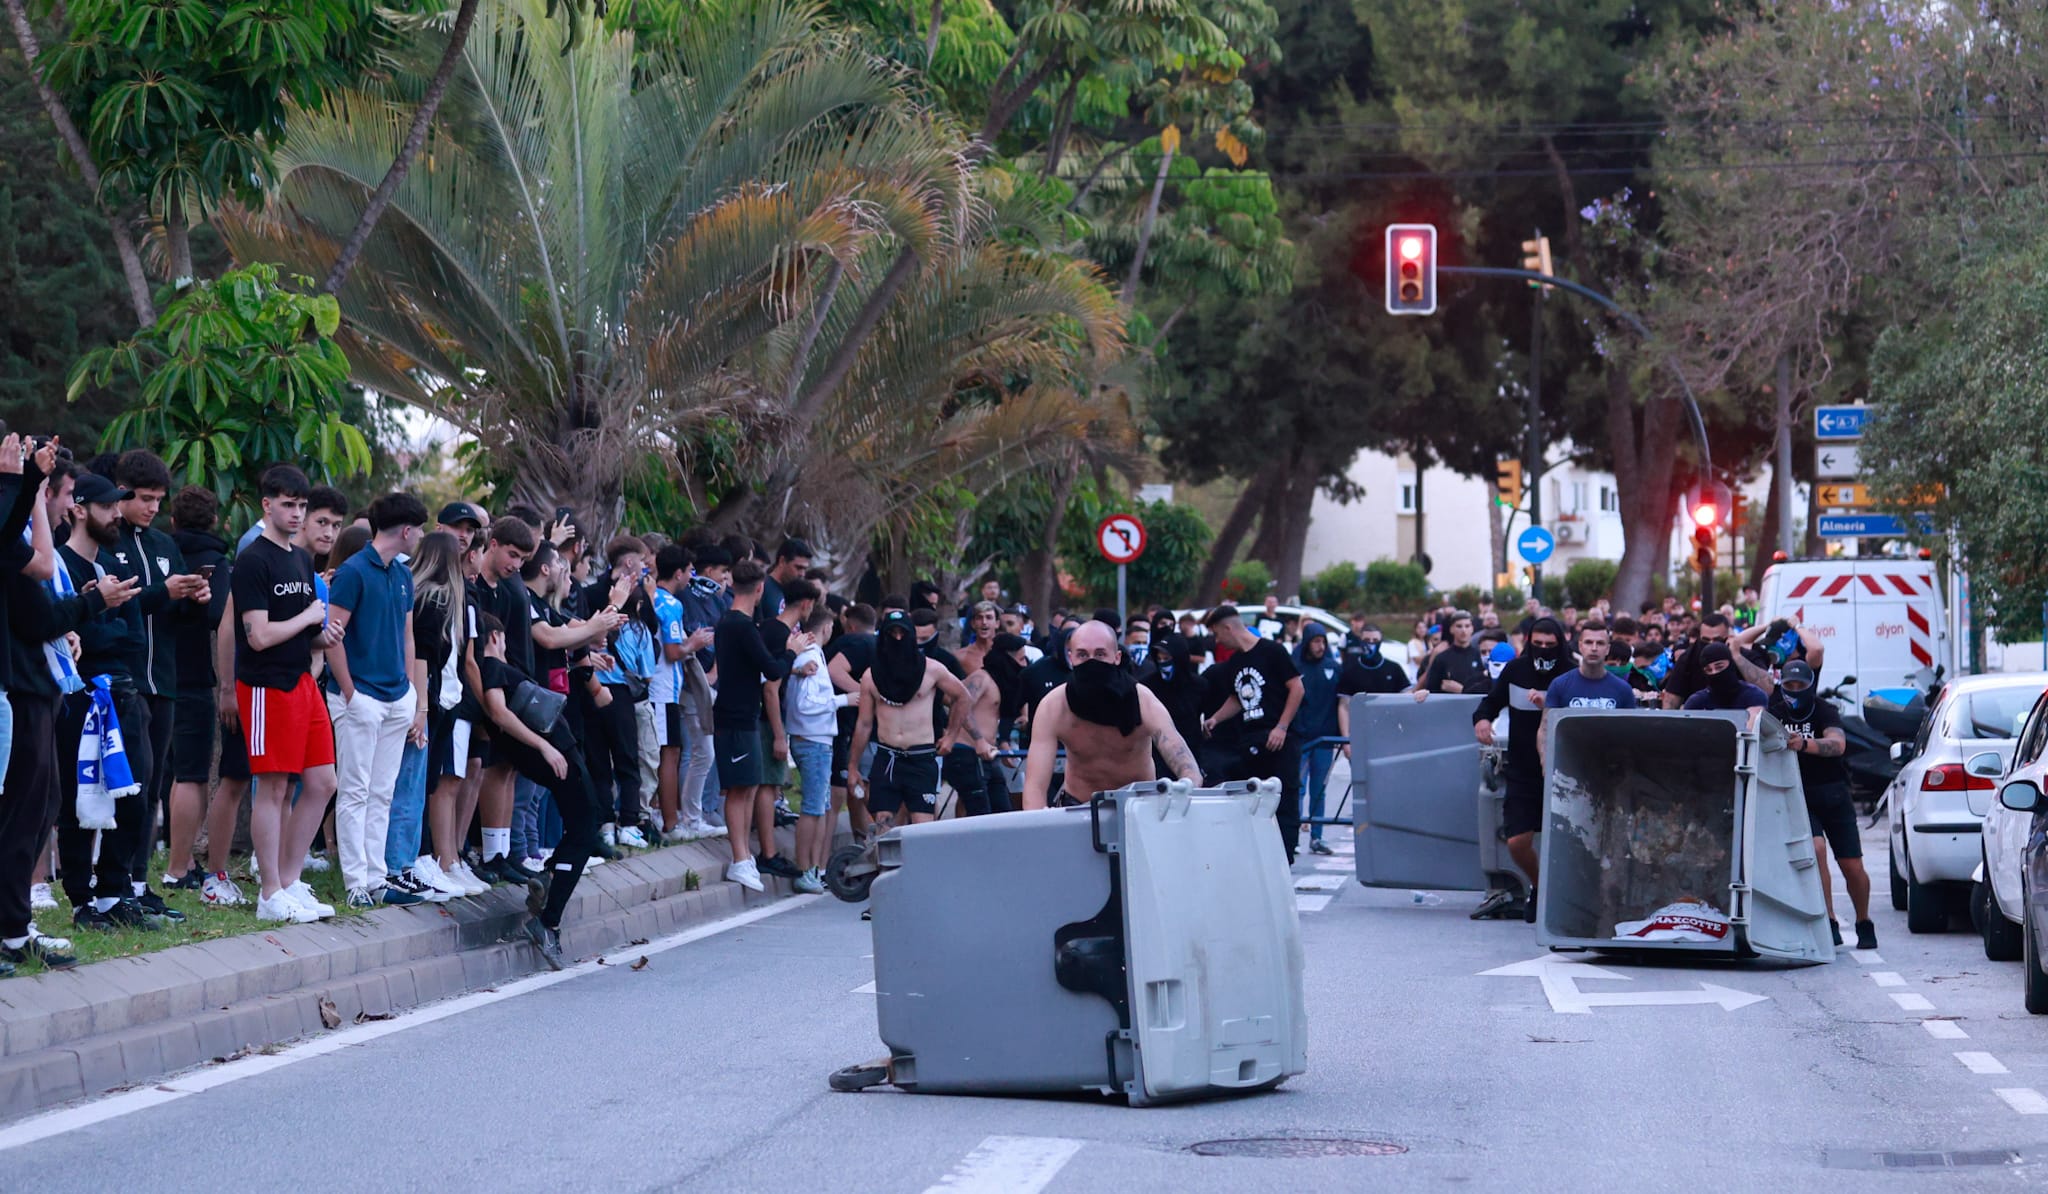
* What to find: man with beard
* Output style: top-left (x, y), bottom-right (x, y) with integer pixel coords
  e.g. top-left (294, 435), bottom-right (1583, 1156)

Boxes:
top-left (1198, 606), bottom-right (1306, 862)
top-left (1021, 620), bottom-right (1202, 809)
top-left (847, 610), bottom-right (972, 832)
top-left (1470, 617), bottom-right (1569, 920)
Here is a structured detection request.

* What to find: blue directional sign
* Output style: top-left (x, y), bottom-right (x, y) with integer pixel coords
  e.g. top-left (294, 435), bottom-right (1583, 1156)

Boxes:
top-left (1516, 526), bottom-right (1556, 564)
top-left (1813, 405), bottom-right (1870, 441)
top-left (1817, 513), bottom-right (1935, 538)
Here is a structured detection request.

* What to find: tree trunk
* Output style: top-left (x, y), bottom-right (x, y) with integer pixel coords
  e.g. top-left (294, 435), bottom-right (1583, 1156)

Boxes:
top-left (1605, 366), bottom-right (1686, 617)
top-left (3, 0), bottom-right (155, 327)
top-left (1246, 463), bottom-right (1291, 572)
top-left (319, 0), bottom-right (482, 296)
top-left (1749, 456), bottom-right (1784, 592)
top-left (164, 200), bottom-right (194, 285)
top-left (1019, 464), bottom-right (1077, 623)
top-left (1272, 465), bottom-right (1318, 601)
top-left (924, 0), bottom-right (944, 62)
top-left (1196, 468), bottom-right (1273, 604)
top-left (1120, 147), bottom-right (1175, 308)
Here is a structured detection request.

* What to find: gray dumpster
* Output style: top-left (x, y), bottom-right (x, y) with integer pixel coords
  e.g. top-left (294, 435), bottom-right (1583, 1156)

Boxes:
top-left (1349, 694), bottom-right (1527, 898)
top-left (863, 780), bottom-right (1307, 1105)
top-left (1537, 709), bottom-right (1834, 963)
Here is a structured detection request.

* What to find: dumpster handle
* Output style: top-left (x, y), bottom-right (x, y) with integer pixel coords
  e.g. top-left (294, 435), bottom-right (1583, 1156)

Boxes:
top-left (1089, 795), bottom-right (1117, 854)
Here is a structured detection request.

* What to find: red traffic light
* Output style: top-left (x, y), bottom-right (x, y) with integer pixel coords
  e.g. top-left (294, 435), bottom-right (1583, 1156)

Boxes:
top-left (1691, 501), bottom-right (1719, 528)
top-left (1385, 224), bottom-right (1437, 316)
top-left (1398, 236), bottom-right (1424, 262)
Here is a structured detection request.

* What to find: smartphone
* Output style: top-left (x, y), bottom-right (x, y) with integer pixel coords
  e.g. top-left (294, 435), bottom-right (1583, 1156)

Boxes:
top-left (197, 564), bottom-right (216, 580)
top-left (555, 506), bottom-right (574, 524)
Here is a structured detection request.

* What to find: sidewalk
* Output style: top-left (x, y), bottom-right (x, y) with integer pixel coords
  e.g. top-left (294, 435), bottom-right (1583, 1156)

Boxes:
top-left (0, 831), bottom-right (820, 1123)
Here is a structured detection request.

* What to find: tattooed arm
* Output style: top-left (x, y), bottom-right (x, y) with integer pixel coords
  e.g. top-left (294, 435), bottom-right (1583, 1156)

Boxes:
top-left (1141, 687), bottom-right (1203, 783)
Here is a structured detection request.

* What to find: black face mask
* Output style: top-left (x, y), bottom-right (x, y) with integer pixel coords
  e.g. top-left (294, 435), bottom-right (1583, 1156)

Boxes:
top-left (1359, 641), bottom-right (1382, 664)
top-left (873, 628), bottom-right (925, 705)
top-left (1780, 685), bottom-right (1816, 719)
top-left (1066, 659), bottom-right (1141, 735)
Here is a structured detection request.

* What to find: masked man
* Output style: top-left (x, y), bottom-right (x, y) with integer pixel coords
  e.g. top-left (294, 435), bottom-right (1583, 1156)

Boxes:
top-left (1471, 618), bottom-right (1569, 921)
top-left (1021, 621), bottom-right (1201, 810)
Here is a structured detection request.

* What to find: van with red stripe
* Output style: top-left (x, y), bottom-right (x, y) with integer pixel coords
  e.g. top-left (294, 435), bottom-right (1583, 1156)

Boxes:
top-left (1758, 559), bottom-right (1954, 697)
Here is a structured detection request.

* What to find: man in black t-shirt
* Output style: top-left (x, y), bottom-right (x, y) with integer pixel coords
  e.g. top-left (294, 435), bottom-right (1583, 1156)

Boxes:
top-left (1769, 660), bottom-right (1873, 950)
top-left (463, 518), bottom-right (543, 889)
top-left (1421, 611), bottom-right (1491, 696)
top-left (826, 603), bottom-right (878, 833)
top-left (712, 560), bottom-right (808, 892)
top-left (1199, 605), bottom-right (1306, 863)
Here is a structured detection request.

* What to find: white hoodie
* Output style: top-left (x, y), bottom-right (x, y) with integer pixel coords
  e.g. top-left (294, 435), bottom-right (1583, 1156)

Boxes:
top-left (785, 644), bottom-right (843, 742)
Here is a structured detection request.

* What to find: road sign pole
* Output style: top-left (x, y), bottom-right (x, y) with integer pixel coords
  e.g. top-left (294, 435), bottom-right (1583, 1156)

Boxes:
top-left (1117, 564), bottom-right (1127, 635)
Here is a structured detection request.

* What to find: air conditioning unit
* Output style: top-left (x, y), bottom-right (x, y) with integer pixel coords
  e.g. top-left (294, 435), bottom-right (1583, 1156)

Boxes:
top-left (1554, 523), bottom-right (1580, 543)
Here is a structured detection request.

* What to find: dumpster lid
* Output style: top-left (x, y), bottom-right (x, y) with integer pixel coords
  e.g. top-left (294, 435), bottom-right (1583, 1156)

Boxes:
top-left (1739, 715), bottom-right (1837, 963)
top-left (1350, 693), bottom-right (1487, 892)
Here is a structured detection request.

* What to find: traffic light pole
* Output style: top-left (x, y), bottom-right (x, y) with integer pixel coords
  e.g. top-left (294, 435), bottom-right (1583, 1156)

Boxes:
top-left (1526, 277), bottom-right (1544, 599)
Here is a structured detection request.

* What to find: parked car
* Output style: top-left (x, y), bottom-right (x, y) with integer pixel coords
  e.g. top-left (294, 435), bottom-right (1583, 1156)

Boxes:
top-left (1172, 603), bottom-right (1351, 649)
top-left (1993, 768), bottom-right (2048, 1013)
top-left (1980, 685), bottom-right (2048, 962)
top-left (1886, 673), bottom-right (2044, 933)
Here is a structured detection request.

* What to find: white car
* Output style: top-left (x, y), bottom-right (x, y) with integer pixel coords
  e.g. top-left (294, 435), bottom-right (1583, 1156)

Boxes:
top-left (1172, 603), bottom-right (1351, 649)
top-left (1887, 673), bottom-right (2043, 934)
top-left (1980, 686), bottom-right (2048, 961)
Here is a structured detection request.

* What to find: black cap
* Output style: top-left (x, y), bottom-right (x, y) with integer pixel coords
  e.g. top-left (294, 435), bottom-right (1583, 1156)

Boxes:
top-left (1780, 659), bottom-right (1817, 688)
top-left (436, 501), bottom-right (487, 528)
top-left (879, 609), bottom-right (913, 634)
top-left (71, 473), bottom-right (132, 506)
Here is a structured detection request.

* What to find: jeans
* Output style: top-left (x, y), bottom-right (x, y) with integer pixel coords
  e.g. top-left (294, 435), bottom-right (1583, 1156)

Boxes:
top-left (388, 740), bottom-right (427, 875)
top-left (512, 776), bottom-right (548, 859)
top-left (328, 687), bottom-right (415, 892)
top-left (789, 737), bottom-right (833, 817)
top-left (1303, 742), bottom-right (1336, 841)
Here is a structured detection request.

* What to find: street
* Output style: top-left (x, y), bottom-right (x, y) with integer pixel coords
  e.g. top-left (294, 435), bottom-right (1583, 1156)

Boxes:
top-left (1, 817), bottom-right (2043, 1193)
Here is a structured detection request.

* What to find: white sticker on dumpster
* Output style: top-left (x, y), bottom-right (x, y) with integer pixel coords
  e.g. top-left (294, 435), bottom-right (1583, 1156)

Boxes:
top-left (1481, 954), bottom-right (1768, 1015)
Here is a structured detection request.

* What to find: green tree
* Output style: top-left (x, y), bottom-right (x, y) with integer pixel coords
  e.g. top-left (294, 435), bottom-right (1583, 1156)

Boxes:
top-left (1058, 496), bottom-right (1211, 610)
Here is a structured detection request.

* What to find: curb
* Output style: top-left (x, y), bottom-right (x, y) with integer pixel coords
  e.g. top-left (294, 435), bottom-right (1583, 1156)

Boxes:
top-left (0, 832), bottom-right (825, 1123)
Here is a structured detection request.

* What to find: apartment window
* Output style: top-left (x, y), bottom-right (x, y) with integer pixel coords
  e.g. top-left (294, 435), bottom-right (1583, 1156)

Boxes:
top-left (1398, 474), bottom-right (1417, 514)
top-left (1599, 485), bottom-right (1619, 513)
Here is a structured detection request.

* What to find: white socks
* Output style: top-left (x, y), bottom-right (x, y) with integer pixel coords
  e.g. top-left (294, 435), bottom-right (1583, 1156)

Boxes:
top-left (482, 827), bottom-right (511, 861)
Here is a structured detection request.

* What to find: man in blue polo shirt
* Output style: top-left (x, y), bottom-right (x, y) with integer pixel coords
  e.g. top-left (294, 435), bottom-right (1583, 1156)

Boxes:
top-left (325, 492), bottom-right (431, 908)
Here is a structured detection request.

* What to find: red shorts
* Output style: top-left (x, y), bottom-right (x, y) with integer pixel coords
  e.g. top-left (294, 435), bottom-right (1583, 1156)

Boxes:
top-left (238, 675), bottom-right (336, 776)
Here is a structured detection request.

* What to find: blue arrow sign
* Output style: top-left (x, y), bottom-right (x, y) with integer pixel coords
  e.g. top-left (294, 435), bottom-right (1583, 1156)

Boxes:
top-left (1516, 526), bottom-right (1556, 564)
top-left (1813, 405), bottom-right (1869, 441)
top-left (1817, 513), bottom-right (1936, 538)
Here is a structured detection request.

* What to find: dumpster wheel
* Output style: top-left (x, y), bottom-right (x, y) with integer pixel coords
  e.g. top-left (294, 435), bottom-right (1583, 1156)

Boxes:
top-left (825, 844), bottom-right (877, 903)
top-left (828, 1061), bottom-right (891, 1092)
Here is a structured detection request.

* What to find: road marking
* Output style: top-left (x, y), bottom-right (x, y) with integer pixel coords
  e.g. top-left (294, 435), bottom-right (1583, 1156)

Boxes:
top-left (1994, 1089), bottom-right (2048, 1116)
top-left (851, 980), bottom-right (877, 994)
top-left (923, 1135), bottom-right (1084, 1193)
top-left (1295, 894), bottom-right (1334, 913)
top-left (1923, 1020), bottom-right (1969, 1040)
top-left (1891, 993), bottom-right (1936, 1012)
top-left (1869, 972), bottom-right (1905, 988)
top-left (1480, 953), bottom-right (1766, 1014)
top-left (0, 894), bottom-right (822, 1154)
top-left (1313, 862), bottom-right (1352, 873)
top-left (1957, 1052), bottom-right (2009, 1075)
top-left (1850, 951), bottom-right (1883, 965)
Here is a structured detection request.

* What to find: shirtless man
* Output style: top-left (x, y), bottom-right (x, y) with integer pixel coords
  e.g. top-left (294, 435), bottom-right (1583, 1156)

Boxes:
top-left (848, 610), bottom-right (974, 831)
top-left (1021, 621), bottom-right (1202, 809)
top-left (954, 636), bottom-right (1013, 813)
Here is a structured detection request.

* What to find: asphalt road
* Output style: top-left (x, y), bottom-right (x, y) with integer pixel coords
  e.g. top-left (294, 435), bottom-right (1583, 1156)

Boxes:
top-left (4, 818), bottom-right (2046, 1193)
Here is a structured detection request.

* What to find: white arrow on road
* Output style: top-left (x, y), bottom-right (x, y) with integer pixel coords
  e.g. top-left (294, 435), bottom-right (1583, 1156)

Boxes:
top-left (1481, 953), bottom-right (1768, 1015)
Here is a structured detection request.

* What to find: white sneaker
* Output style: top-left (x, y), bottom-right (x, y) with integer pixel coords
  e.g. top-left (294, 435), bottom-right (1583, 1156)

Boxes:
top-left (413, 857), bottom-right (469, 899)
top-left (688, 818), bottom-right (725, 839)
top-left (202, 872), bottom-right (247, 907)
top-left (520, 856), bottom-right (545, 874)
top-left (29, 883), bottom-right (57, 911)
top-left (601, 823), bottom-right (618, 847)
top-left (395, 867), bottom-right (450, 903)
top-left (448, 862), bottom-right (490, 896)
top-left (725, 859), bottom-right (765, 893)
top-left (794, 869), bottom-right (825, 895)
top-left (286, 881), bottom-right (336, 919)
top-left (617, 826), bottom-right (650, 850)
top-left (303, 852), bottom-right (332, 873)
top-left (257, 891), bottom-right (319, 923)
top-left (27, 923), bottom-right (73, 952)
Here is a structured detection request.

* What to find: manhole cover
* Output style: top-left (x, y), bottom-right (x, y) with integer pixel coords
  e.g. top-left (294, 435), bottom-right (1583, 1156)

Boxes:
top-left (1190, 1135), bottom-right (1408, 1159)
top-left (1823, 1149), bottom-right (2020, 1170)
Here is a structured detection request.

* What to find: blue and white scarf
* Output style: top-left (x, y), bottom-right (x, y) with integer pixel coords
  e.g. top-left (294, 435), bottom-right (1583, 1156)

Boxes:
top-left (75, 675), bottom-right (139, 829)
top-left (23, 520), bottom-right (83, 694)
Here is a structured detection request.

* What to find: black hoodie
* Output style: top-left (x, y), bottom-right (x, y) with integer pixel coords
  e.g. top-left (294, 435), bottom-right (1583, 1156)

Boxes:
top-left (171, 528), bottom-right (233, 692)
top-left (1474, 622), bottom-right (1570, 780)
top-left (1017, 627), bottom-right (1072, 747)
top-left (108, 517), bottom-right (197, 697)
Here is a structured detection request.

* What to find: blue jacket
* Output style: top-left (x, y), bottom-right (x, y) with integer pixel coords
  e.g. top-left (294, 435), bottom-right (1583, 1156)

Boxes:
top-left (1291, 624), bottom-right (1343, 740)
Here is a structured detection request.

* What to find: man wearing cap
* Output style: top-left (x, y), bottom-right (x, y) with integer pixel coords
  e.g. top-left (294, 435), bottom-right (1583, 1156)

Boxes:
top-left (849, 609), bottom-right (972, 832)
top-left (436, 502), bottom-right (488, 553)
top-left (1768, 659), bottom-right (1873, 950)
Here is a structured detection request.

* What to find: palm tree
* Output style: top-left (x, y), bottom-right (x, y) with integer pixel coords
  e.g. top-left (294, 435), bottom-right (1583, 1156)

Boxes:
top-left (224, 0), bottom-right (965, 534)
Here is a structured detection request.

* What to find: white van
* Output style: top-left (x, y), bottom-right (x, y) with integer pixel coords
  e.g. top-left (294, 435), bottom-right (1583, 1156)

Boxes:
top-left (1757, 558), bottom-right (1955, 697)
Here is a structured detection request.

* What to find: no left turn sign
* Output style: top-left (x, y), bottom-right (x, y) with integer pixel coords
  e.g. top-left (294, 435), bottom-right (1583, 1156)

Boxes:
top-left (1096, 514), bottom-right (1147, 564)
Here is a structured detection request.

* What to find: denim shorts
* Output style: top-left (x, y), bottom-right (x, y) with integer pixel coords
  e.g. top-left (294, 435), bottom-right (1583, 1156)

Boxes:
top-left (789, 737), bottom-right (833, 817)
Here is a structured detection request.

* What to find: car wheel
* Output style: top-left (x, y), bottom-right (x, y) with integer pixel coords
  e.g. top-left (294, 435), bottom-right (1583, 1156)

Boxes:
top-left (1905, 845), bottom-right (1949, 934)
top-left (2024, 896), bottom-right (2048, 1015)
top-left (1982, 881), bottom-right (2025, 962)
top-left (1890, 841), bottom-right (1908, 912)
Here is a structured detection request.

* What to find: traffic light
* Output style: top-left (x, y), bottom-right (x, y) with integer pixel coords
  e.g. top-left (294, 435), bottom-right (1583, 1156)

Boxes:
top-left (1685, 481), bottom-right (1732, 603)
top-left (1520, 234), bottom-right (1553, 279)
top-left (1385, 224), bottom-right (1437, 315)
top-left (1495, 458), bottom-right (1524, 508)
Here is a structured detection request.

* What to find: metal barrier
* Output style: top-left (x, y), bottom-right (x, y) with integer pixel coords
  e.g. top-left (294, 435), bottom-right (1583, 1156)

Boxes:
top-left (1298, 735), bottom-right (1350, 831)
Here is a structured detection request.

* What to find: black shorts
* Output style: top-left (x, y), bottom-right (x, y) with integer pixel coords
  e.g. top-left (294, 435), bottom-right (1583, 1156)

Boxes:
top-left (716, 723), bottom-right (764, 789)
top-left (1806, 783), bottom-right (1862, 860)
top-left (427, 707), bottom-right (473, 784)
top-left (832, 728), bottom-right (852, 786)
top-left (657, 703), bottom-right (684, 749)
top-left (1502, 772), bottom-right (1544, 838)
top-left (867, 745), bottom-right (940, 817)
top-left (169, 690), bottom-right (251, 783)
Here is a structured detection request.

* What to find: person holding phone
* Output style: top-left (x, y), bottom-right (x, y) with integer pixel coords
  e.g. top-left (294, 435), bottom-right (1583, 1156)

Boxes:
top-left (164, 486), bottom-right (250, 903)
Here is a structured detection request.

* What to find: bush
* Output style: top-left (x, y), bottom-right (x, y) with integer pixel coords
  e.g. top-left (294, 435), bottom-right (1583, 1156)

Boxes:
top-left (1220, 559), bottom-right (1273, 604)
top-left (1446, 583), bottom-right (1487, 615)
top-left (1494, 584), bottom-right (1525, 610)
top-left (1560, 559), bottom-right (1620, 611)
top-left (1303, 561), bottom-right (1361, 611)
top-left (1359, 559), bottom-right (1430, 613)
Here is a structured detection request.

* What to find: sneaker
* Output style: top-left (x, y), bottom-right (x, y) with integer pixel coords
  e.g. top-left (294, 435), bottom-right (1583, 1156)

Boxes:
top-left (688, 818), bottom-right (725, 839)
top-left (345, 887), bottom-right (378, 910)
top-left (1830, 920), bottom-right (1844, 948)
top-left (257, 891), bottom-right (320, 924)
top-left (303, 852), bottom-right (332, 873)
top-left (483, 855), bottom-right (542, 889)
top-left (591, 838), bottom-right (621, 862)
top-left (395, 868), bottom-right (449, 903)
top-left (165, 865), bottom-right (205, 890)
top-left (447, 862), bottom-right (491, 896)
top-left (202, 872), bottom-right (247, 907)
top-left (757, 854), bottom-right (801, 880)
top-left (71, 904), bottom-right (117, 932)
top-left (794, 869), bottom-right (825, 895)
top-left (601, 823), bottom-right (618, 847)
top-left (1855, 919), bottom-right (1878, 951)
top-left (725, 859), bottom-right (765, 893)
top-left (616, 826), bottom-right (650, 850)
top-left (104, 898), bottom-right (169, 930)
top-left (3, 932), bottom-right (78, 971)
top-left (286, 881), bottom-right (336, 919)
top-left (133, 888), bottom-right (187, 923)
top-left (27, 924), bottom-right (73, 952)
top-left (523, 917), bottom-right (566, 970)
top-left (380, 883), bottom-right (424, 907)
top-left (1308, 839), bottom-right (1334, 856)
top-left (520, 856), bottom-right (545, 874)
top-left (29, 883), bottom-right (57, 911)
top-left (415, 858), bottom-right (471, 899)
top-left (860, 907), bottom-right (873, 922)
